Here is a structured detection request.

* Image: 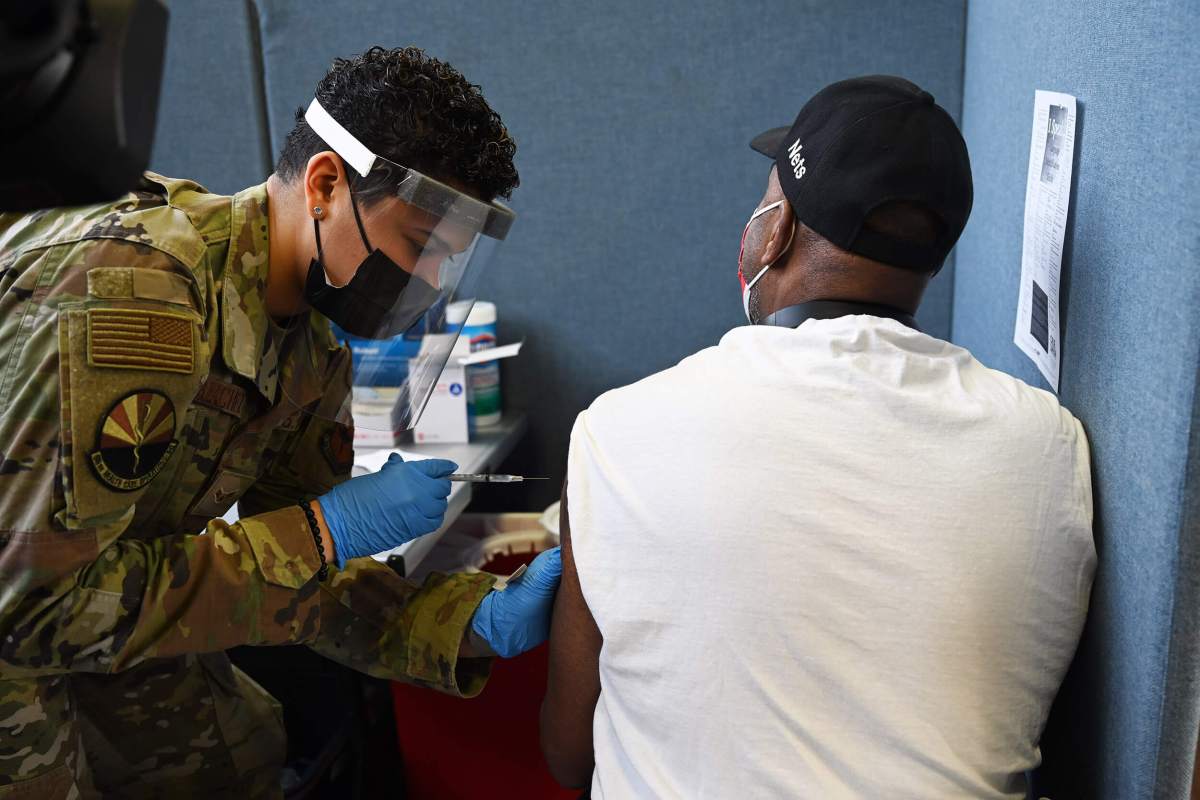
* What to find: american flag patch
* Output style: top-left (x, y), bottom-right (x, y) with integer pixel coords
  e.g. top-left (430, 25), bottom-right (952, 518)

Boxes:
top-left (88, 309), bottom-right (195, 374)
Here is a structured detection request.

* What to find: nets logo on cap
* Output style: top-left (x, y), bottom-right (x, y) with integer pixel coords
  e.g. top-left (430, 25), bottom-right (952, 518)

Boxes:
top-left (786, 138), bottom-right (806, 180)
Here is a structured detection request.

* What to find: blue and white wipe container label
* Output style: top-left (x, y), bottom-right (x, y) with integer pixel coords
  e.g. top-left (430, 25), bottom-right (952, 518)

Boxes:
top-left (448, 301), bottom-right (502, 428)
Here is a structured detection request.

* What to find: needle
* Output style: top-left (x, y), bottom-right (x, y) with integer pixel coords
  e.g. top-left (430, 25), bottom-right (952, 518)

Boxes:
top-left (447, 473), bottom-right (549, 483)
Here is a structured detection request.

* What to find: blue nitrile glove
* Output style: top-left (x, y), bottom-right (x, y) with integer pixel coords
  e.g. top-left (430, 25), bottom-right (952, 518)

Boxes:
top-left (470, 546), bottom-right (563, 658)
top-left (317, 454), bottom-right (457, 567)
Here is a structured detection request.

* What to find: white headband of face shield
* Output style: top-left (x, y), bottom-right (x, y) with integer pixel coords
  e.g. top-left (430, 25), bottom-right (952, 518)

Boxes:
top-left (304, 98), bottom-right (378, 178)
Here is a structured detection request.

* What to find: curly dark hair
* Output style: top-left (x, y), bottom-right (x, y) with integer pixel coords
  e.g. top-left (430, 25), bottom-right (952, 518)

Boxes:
top-left (275, 46), bottom-right (519, 202)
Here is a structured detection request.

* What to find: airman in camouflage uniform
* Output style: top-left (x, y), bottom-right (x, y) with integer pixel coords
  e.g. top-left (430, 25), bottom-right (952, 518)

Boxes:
top-left (0, 173), bottom-right (497, 799)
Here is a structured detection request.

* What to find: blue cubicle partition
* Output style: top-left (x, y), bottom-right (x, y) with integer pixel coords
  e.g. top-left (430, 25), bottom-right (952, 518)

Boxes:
top-left (148, 0), bottom-right (271, 194)
top-left (953, 2), bottom-right (1200, 797)
top-left (148, 2), bottom-right (1198, 796)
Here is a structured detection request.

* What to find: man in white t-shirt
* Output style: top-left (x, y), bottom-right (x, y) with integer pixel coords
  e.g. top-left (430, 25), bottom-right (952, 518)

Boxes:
top-left (539, 76), bottom-right (1096, 799)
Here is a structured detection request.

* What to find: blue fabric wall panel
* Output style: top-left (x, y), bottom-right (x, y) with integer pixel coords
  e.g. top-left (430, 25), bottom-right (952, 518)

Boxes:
top-left (1171, 401), bottom-right (1200, 797)
top-left (253, 0), bottom-right (967, 507)
top-left (149, 0), bottom-right (271, 194)
top-left (954, 2), bottom-right (1200, 796)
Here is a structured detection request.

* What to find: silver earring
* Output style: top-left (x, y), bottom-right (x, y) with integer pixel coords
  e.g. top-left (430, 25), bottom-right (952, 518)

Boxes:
top-left (313, 206), bottom-right (323, 216)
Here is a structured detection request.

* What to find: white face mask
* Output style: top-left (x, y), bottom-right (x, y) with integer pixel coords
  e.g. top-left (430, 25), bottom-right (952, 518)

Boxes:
top-left (738, 200), bottom-right (787, 323)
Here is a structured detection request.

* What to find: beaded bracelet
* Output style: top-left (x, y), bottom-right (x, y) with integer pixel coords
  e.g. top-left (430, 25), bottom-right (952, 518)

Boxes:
top-left (299, 502), bottom-right (329, 581)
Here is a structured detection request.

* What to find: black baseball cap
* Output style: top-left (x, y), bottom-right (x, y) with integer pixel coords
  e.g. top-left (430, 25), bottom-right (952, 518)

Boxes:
top-left (750, 75), bottom-right (972, 273)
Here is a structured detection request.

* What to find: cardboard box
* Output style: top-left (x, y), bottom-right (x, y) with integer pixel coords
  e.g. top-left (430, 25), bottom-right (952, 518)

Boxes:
top-left (348, 338), bottom-right (523, 447)
top-left (412, 362), bottom-right (469, 443)
top-left (412, 340), bottom-right (523, 443)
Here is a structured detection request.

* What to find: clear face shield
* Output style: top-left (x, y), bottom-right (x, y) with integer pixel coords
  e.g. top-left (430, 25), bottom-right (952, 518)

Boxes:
top-left (282, 98), bottom-right (515, 433)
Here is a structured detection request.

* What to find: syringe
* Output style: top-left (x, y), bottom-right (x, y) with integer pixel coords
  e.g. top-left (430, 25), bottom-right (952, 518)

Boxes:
top-left (447, 473), bottom-right (549, 483)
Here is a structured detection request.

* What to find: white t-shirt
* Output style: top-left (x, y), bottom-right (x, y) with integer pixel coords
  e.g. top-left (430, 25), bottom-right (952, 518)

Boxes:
top-left (567, 315), bottom-right (1095, 799)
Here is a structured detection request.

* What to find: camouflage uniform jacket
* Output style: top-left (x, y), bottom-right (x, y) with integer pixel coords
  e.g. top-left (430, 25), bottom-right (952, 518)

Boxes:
top-left (0, 175), bottom-right (495, 797)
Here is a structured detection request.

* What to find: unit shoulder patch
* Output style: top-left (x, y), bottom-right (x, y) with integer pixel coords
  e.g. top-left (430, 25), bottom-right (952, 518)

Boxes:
top-left (89, 391), bottom-right (179, 491)
top-left (87, 308), bottom-right (195, 374)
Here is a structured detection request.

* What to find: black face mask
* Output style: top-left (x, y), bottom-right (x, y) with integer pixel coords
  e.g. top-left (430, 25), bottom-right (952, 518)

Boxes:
top-left (303, 189), bottom-right (441, 339)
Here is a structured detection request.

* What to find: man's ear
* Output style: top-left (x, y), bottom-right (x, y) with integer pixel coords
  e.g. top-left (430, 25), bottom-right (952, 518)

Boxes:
top-left (759, 202), bottom-right (796, 267)
top-left (303, 151), bottom-right (346, 219)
